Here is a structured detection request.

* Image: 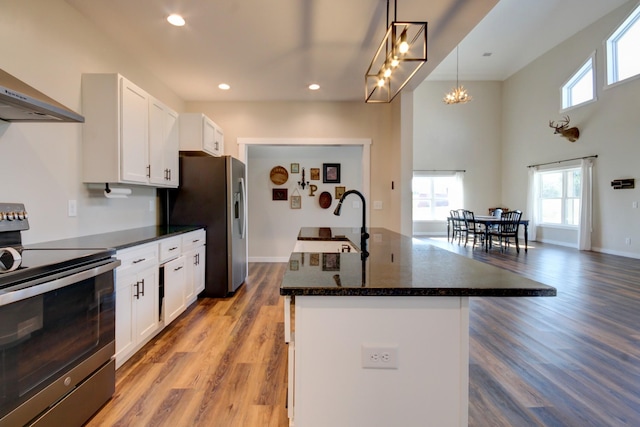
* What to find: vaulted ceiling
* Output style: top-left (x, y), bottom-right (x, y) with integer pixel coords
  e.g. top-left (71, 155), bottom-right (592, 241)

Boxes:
top-left (64, 0), bottom-right (629, 102)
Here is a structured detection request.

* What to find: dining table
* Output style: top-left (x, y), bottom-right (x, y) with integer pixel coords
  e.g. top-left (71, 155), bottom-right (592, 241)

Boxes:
top-left (447, 215), bottom-right (530, 252)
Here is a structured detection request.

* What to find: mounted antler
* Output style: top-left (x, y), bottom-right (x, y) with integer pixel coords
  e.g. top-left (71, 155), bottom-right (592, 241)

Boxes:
top-left (549, 115), bottom-right (580, 142)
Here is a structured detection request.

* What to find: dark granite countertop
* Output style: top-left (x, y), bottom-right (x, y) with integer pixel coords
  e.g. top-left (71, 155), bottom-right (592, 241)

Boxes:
top-left (281, 227), bottom-right (557, 297)
top-left (27, 225), bottom-right (202, 251)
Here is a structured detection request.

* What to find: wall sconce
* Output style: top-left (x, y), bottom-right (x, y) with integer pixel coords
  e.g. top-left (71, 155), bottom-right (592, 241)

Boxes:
top-left (298, 167), bottom-right (310, 190)
top-left (365, 0), bottom-right (427, 103)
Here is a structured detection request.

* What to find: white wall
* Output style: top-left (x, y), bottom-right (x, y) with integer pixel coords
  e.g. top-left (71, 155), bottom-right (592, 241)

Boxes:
top-left (501, 0), bottom-right (640, 256)
top-left (248, 145), bottom-right (363, 261)
top-left (412, 81), bottom-right (503, 235)
top-left (186, 101), bottom-right (411, 255)
top-left (0, 0), bottom-right (185, 244)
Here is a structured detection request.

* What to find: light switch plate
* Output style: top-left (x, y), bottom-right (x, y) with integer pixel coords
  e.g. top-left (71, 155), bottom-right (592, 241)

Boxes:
top-left (68, 200), bottom-right (77, 217)
top-left (373, 201), bottom-right (383, 210)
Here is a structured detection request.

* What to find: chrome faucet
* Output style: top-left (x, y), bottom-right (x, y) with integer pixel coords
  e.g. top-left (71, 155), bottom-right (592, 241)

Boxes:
top-left (333, 189), bottom-right (369, 258)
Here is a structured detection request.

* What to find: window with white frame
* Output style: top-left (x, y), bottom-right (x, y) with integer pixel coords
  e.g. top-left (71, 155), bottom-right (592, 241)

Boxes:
top-left (606, 3), bottom-right (640, 86)
top-left (562, 54), bottom-right (595, 110)
top-left (412, 172), bottom-right (463, 221)
top-left (537, 167), bottom-right (581, 227)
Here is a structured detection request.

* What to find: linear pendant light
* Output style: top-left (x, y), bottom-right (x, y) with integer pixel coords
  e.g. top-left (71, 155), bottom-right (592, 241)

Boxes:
top-left (365, 0), bottom-right (428, 103)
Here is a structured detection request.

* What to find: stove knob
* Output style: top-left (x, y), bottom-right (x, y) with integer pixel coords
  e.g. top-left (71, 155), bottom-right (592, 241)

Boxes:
top-left (17, 211), bottom-right (26, 220)
top-left (5, 212), bottom-right (14, 221)
top-left (0, 212), bottom-right (4, 221)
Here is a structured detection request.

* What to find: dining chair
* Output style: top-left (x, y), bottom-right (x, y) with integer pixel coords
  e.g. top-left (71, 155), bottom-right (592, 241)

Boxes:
top-left (486, 209), bottom-right (522, 253)
top-left (462, 210), bottom-right (484, 248)
top-left (450, 209), bottom-right (467, 244)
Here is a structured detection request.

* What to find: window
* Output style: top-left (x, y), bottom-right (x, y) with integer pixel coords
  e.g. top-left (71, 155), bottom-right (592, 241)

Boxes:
top-left (538, 168), bottom-right (581, 226)
top-left (412, 172), bottom-right (462, 221)
top-left (606, 3), bottom-right (640, 86)
top-left (561, 54), bottom-right (595, 110)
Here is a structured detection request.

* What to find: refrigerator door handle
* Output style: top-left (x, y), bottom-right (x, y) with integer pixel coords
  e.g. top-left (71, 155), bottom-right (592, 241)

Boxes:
top-left (239, 176), bottom-right (247, 239)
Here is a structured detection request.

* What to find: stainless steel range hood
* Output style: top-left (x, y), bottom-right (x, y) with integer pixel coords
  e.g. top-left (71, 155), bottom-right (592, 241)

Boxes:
top-left (0, 69), bottom-right (84, 123)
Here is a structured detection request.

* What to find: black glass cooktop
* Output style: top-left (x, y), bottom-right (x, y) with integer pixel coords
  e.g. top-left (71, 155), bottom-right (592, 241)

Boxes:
top-left (0, 246), bottom-right (115, 290)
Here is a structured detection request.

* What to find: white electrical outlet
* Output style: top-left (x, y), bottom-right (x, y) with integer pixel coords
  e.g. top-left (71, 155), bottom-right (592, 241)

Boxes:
top-left (68, 200), bottom-right (77, 217)
top-left (633, 201), bottom-right (638, 209)
top-left (361, 344), bottom-right (398, 369)
top-left (373, 201), bottom-right (383, 210)
top-left (149, 200), bottom-right (155, 212)
top-left (625, 237), bottom-right (631, 245)
top-left (352, 200), bottom-right (361, 209)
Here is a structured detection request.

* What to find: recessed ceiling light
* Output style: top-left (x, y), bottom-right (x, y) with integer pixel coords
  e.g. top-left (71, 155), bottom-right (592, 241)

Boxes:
top-left (308, 83), bottom-right (320, 91)
top-left (167, 14), bottom-right (185, 27)
top-left (218, 83), bottom-right (230, 90)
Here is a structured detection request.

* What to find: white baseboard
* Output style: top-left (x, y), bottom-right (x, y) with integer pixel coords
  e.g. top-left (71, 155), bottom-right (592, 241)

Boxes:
top-left (249, 256), bottom-right (289, 263)
top-left (536, 238), bottom-right (577, 249)
top-left (591, 246), bottom-right (640, 260)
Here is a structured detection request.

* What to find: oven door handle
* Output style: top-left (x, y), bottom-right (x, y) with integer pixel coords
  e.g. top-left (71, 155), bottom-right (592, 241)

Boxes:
top-left (0, 259), bottom-right (121, 306)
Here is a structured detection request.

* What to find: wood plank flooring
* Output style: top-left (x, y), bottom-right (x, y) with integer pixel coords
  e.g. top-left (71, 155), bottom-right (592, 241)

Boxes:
top-left (86, 241), bottom-right (640, 426)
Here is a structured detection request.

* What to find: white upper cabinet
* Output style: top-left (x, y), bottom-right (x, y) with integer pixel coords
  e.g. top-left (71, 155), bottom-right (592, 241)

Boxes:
top-left (82, 73), bottom-right (179, 187)
top-left (149, 97), bottom-right (179, 187)
top-left (179, 113), bottom-right (224, 157)
top-left (120, 79), bottom-right (149, 183)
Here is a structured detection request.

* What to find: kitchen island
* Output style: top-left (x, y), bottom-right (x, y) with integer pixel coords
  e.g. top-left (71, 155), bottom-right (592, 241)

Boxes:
top-left (281, 227), bottom-right (555, 427)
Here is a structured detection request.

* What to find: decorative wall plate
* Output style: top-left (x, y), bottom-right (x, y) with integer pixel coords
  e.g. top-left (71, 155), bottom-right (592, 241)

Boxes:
top-left (270, 166), bottom-right (288, 185)
top-left (318, 191), bottom-right (332, 209)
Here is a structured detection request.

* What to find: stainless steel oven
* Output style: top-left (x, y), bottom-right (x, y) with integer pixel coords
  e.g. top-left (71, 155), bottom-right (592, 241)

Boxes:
top-left (0, 203), bottom-right (120, 427)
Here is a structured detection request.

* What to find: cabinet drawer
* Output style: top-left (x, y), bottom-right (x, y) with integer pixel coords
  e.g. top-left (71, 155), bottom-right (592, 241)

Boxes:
top-left (159, 236), bottom-right (182, 263)
top-left (117, 243), bottom-right (158, 273)
top-left (182, 229), bottom-right (206, 252)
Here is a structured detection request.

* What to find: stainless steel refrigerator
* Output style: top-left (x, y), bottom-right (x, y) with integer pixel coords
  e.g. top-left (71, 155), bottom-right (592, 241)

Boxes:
top-left (162, 154), bottom-right (247, 297)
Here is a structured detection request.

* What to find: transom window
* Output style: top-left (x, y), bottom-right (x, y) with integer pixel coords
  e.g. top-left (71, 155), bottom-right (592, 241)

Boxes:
top-left (562, 54), bottom-right (595, 110)
top-left (606, 3), bottom-right (640, 86)
top-left (537, 168), bottom-right (581, 227)
top-left (412, 173), bottom-right (462, 221)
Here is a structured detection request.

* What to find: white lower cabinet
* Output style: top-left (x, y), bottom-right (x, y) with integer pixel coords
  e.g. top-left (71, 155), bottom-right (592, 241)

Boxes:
top-left (114, 229), bottom-right (206, 369)
top-left (115, 244), bottom-right (160, 369)
top-left (163, 255), bottom-right (186, 326)
top-left (182, 230), bottom-right (206, 305)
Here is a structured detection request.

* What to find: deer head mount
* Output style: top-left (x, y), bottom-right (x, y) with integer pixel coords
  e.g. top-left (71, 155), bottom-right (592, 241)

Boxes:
top-left (549, 115), bottom-right (580, 142)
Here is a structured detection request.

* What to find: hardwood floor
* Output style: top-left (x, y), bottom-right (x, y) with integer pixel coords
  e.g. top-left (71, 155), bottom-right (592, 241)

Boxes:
top-left (86, 241), bottom-right (640, 426)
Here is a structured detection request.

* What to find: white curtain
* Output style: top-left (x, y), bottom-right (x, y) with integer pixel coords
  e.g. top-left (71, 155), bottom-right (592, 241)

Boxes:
top-left (578, 158), bottom-right (594, 250)
top-left (453, 171), bottom-right (464, 209)
top-left (526, 166), bottom-right (539, 241)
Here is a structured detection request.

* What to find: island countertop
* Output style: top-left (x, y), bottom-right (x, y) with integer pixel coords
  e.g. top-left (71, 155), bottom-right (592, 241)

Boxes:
top-left (280, 227), bottom-right (556, 297)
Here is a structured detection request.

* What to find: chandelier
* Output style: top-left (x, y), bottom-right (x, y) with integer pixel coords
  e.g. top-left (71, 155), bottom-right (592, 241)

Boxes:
top-left (443, 46), bottom-right (472, 104)
top-left (365, 0), bottom-right (427, 103)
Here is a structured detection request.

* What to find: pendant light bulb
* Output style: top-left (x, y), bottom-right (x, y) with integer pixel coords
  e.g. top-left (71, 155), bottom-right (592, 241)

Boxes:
top-left (377, 77), bottom-right (386, 87)
top-left (391, 56), bottom-right (400, 67)
top-left (398, 31), bottom-right (409, 54)
top-left (383, 66), bottom-right (392, 78)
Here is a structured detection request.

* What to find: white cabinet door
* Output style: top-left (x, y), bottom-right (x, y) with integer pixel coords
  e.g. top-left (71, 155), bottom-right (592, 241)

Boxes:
top-left (120, 78), bottom-right (149, 183)
top-left (115, 269), bottom-right (136, 364)
top-left (183, 245), bottom-right (205, 304)
top-left (164, 108), bottom-right (180, 186)
top-left (194, 245), bottom-right (206, 295)
top-left (149, 98), bottom-right (179, 187)
top-left (135, 266), bottom-right (160, 343)
top-left (203, 117), bottom-right (217, 155)
top-left (213, 125), bottom-right (224, 157)
top-left (115, 263), bottom-right (159, 367)
top-left (183, 249), bottom-right (196, 304)
top-left (163, 256), bottom-right (186, 326)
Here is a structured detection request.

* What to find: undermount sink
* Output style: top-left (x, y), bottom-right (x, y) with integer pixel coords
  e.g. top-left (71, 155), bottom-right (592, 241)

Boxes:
top-left (292, 240), bottom-right (359, 253)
